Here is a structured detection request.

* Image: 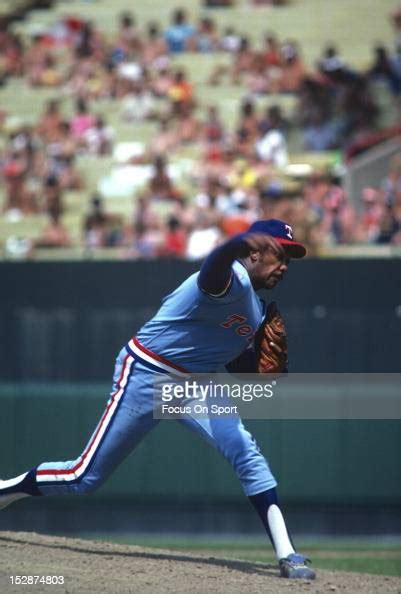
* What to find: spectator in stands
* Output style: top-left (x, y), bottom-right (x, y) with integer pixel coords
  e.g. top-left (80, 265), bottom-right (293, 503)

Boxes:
top-left (160, 215), bottom-right (188, 257)
top-left (246, 33), bottom-right (282, 95)
top-left (32, 209), bottom-right (71, 249)
top-left (301, 172), bottom-right (330, 220)
top-left (231, 36), bottom-right (257, 85)
top-left (116, 56), bottom-right (143, 97)
top-left (86, 64), bottom-right (109, 100)
top-left (194, 177), bottom-right (257, 238)
top-left (303, 111), bottom-right (342, 151)
top-left (297, 78), bottom-right (341, 150)
top-left (83, 194), bottom-right (123, 248)
top-left (45, 121), bottom-right (83, 190)
top-left (132, 193), bottom-right (159, 229)
top-left (185, 211), bottom-right (222, 260)
top-left (36, 100), bottom-right (63, 143)
top-left (62, 15), bottom-right (86, 47)
top-left (24, 33), bottom-right (49, 81)
top-left (232, 127), bottom-right (254, 160)
top-left (317, 44), bottom-right (356, 83)
top-left (262, 33), bottom-right (281, 69)
top-left (164, 8), bottom-right (195, 53)
top-left (200, 104), bottom-right (226, 163)
top-left (298, 174), bottom-right (358, 246)
top-left (84, 115), bottom-right (114, 155)
top-left (245, 52), bottom-right (271, 95)
top-left (101, 61), bottom-right (119, 100)
top-left (128, 219), bottom-right (165, 259)
top-left (1, 31), bottom-right (24, 77)
top-left (323, 185), bottom-right (356, 244)
top-left (277, 40), bottom-right (306, 93)
top-left (367, 45), bottom-right (401, 97)
top-left (147, 116), bottom-right (178, 156)
top-left (260, 105), bottom-right (288, 135)
top-left (376, 204), bottom-right (401, 244)
top-left (74, 20), bottom-right (105, 61)
top-left (151, 64), bottom-right (174, 97)
top-left (356, 187), bottom-right (384, 242)
top-left (64, 56), bottom-right (100, 99)
top-left (120, 80), bottom-right (157, 122)
top-left (83, 194), bottom-right (107, 248)
top-left (227, 160), bottom-right (260, 198)
top-left (2, 147), bottom-right (33, 217)
top-left (189, 16), bottom-right (219, 52)
top-left (193, 176), bottom-right (231, 214)
top-left (230, 100), bottom-right (259, 159)
top-left (174, 104), bottom-right (202, 144)
top-left (141, 22), bottom-right (168, 68)
top-left (146, 155), bottom-right (183, 202)
top-left (382, 154), bottom-right (401, 209)
top-left (29, 53), bottom-right (62, 87)
top-left (339, 76), bottom-right (379, 137)
top-left (236, 99), bottom-right (260, 144)
top-left (220, 210), bottom-right (255, 237)
top-left (168, 69), bottom-right (195, 115)
top-left (209, 36), bottom-right (256, 85)
top-left (255, 124), bottom-right (289, 168)
top-left (0, 2), bottom-right (399, 258)
top-left (202, 104), bottom-right (226, 144)
top-left (70, 97), bottom-right (96, 144)
top-left (42, 174), bottom-right (63, 219)
top-left (219, 26), bottom-right (241, 53)
top-left (116, 11), bottom-right (142, 56)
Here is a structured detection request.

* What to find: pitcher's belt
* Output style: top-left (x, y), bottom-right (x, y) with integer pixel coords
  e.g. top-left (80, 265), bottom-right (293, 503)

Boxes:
top-left (126, 337), bottom-right (190, 378)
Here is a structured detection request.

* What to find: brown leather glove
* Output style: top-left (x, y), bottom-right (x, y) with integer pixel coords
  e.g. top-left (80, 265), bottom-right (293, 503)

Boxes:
top-left (256, 301), bottom-right (288, 373)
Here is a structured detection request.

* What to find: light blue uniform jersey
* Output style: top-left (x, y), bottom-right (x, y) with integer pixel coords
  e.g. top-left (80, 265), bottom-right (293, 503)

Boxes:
top-left (137, 261), bottom-right (266, 372)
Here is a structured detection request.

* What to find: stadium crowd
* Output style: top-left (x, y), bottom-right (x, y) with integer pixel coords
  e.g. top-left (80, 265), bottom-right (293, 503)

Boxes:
top-left (0, 5), bottom-right (401, 257)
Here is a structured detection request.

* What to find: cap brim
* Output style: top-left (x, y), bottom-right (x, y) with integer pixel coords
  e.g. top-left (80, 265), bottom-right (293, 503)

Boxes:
top-left (276, 238), bottom-right (307, 258)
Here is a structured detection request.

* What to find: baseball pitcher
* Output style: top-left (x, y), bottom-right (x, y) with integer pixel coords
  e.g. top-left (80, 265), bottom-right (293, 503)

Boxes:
top-left (0, 218), bottom-right (315, 580)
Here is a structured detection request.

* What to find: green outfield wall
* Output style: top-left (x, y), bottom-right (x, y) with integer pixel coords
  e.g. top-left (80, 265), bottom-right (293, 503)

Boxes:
top-left (0, 258), bottom-right (400, 380)
top-left (0, 382), bottom-right (400, 505)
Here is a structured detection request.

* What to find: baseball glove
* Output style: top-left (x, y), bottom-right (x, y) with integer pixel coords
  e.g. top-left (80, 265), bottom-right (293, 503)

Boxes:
top-left (255, 301), bottom-right (288, 374)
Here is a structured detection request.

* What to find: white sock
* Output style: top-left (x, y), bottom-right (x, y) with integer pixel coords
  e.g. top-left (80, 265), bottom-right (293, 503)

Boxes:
top-left (267, 504), bottom-right (295, 560)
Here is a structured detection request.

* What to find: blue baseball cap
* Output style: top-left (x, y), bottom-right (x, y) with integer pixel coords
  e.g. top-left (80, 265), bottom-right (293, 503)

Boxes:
top-left (248, 219), bottom-right (306, 258)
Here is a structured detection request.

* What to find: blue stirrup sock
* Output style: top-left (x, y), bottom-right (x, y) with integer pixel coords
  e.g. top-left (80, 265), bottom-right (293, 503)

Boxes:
top-left (0, 468), bottom-right (42, 497)
top-left (249, 488), bottom-right (295, 560)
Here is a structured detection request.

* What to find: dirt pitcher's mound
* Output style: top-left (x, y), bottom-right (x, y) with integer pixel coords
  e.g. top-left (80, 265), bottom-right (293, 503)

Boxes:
top-left (0, 531), bottom-right (400, 594)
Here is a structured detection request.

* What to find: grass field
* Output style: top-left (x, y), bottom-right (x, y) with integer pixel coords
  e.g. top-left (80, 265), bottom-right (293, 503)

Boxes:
top-left (85, 534), bottom-right (401, 577)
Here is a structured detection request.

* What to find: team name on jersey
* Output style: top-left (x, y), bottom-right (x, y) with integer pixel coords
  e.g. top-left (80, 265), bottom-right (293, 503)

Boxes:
top-left (220, 313), bottom-right (255, 339)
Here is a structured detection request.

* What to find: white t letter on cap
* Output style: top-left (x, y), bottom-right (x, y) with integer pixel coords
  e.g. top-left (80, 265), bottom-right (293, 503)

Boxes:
top-left (285, 224), bottom-right (293, 239)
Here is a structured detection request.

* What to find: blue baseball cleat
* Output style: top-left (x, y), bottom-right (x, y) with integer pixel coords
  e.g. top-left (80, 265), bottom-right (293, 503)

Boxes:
top-left (279, 553), bottom-right (316, 579)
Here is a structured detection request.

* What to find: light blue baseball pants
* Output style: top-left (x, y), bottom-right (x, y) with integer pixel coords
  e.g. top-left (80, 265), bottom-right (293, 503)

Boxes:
top-left (35, 345), bottom-right (277, 497)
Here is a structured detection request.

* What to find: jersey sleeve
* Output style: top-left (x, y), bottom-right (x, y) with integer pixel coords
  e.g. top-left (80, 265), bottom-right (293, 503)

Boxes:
top-left (198, 261), bottom-right (251, 305)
